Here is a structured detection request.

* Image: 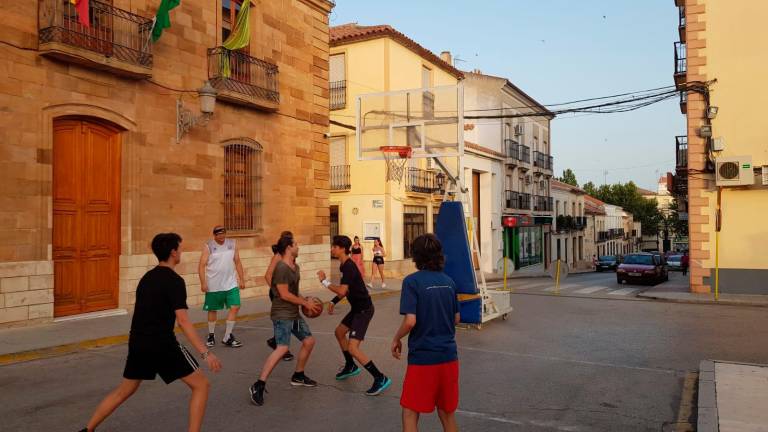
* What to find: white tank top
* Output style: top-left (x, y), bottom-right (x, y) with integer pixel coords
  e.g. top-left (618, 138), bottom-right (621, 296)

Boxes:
top-left (205, 239), bottom-right (238, 292)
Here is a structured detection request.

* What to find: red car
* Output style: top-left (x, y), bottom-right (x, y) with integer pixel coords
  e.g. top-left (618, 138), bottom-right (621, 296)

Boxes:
top-left (616, 253), bottom-right (669, 285)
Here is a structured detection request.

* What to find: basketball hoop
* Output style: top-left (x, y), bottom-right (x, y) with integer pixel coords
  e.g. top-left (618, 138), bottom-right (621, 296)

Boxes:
top-left (380, 146), bottom-right (412, 183)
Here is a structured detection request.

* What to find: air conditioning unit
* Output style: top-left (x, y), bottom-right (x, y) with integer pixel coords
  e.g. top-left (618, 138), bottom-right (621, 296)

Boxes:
top-left (514, 124), bottom-right (524, 136)
top-left (715, 156), bottom-right (754, 186)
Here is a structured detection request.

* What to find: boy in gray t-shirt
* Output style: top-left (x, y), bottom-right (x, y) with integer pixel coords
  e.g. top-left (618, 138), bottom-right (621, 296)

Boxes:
top-left (250, 236), bottom-right (320, 406)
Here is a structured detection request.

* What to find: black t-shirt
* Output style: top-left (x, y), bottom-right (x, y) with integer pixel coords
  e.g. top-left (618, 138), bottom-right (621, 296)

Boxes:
top-left (129, 266), bottom-right (188, 348)
top-left (340, 258), bottom-right (372, 311)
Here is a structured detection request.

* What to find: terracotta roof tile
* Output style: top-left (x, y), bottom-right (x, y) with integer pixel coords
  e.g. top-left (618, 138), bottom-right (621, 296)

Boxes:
top-left (330, 23), bottom-right (464, 79)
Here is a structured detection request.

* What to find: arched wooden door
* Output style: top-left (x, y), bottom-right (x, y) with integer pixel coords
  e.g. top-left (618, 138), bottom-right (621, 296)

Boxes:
top-left (53, 119), bottom-right (120, 317)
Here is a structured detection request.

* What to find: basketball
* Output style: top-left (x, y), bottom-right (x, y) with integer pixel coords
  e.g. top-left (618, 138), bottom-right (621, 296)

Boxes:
top-left (301, 296), bottom-right (323, 318)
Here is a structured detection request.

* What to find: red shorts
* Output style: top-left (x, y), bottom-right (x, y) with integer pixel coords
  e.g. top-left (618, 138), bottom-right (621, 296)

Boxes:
top-left (400, 360), bottom-right (459, 413)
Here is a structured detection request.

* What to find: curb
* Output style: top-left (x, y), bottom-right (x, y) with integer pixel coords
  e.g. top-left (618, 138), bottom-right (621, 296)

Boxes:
top-left (0, 290), bottom-right (401, 367)
top-left (697, 360), bottom-right (718, 432)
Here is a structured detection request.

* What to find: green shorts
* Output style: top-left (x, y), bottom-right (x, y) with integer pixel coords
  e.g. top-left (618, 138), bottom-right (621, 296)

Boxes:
top-left (203, 287), bottom-right (241, 311)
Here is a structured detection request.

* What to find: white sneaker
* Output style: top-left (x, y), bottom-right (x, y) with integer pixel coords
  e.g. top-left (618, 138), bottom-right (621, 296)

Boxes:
top-left (366, 282), bottom-right (373, 288)
top-left (381, 283), bottom-right (386, 289)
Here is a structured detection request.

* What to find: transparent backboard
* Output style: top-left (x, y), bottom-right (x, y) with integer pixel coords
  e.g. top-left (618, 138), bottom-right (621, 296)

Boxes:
top-left (356, 84), bottom-right (464, 161)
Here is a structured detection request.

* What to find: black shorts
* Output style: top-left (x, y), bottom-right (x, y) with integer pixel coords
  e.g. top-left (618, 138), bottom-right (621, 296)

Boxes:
top-left (123, 342), bottom-right (199, 384)
top-left (341, 307), bottom-right (374, 341)
top-left (373, 256), bottom-right (384, 265)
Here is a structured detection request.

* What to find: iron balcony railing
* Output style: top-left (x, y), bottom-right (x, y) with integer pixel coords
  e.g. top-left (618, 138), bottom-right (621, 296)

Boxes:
top-left (405, 168), bottom-right (441, 194)
top-left (679, 6), bottom-right (686, 42)
top-left (534, 151), bottom-right (554, 171)
top-left (521, 145), bottom-right (531, 164)
top-left (208, 47), bottom-right (280, 104)
top-left (504, 139), bottom-right (521, 161)
top-left (38, 0), bottom-right (153, 68)
top-left (674, 42), bottom-right (687, 86)
top-left (676, 135), bottom-right (688, 169)
top-left (330, 165), bottom-right (350, 191)
top-left (597, 231), bottom-right (609, 242)
top-left (505, 190), bottom-right (531, 210)
top-left (533, 195), bottom-right (553, 212)
top-left (608, 228), bottom-right (625, 239)
top-left (330, 80), bottom-right (346, 110)
top-left (575, 216), bottom-right (587, 229)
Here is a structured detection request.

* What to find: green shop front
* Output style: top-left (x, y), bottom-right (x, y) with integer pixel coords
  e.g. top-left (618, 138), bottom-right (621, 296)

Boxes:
top-left (502, 215), bottom-right (553, 270)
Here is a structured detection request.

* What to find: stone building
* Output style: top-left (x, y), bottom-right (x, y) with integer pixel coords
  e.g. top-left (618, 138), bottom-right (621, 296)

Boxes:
top-left (0, 0), bottom-right (334, 325)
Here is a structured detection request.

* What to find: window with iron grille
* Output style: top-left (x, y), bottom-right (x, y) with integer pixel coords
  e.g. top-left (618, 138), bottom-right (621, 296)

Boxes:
top-left (403, 205), bottom-right (427, 259)
top-left (224, 142), bottom-right (262, 232)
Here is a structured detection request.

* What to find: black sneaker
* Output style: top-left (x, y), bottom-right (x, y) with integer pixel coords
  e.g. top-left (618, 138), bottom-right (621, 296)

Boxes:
top-left (266, 337), bottom-right (277, 350)
top-left (290, 374), bottom-right (317, 387)
top-left (222, 334), bottom-right (243, 348)
top-left (206, 333), bottom-right (215, 348)
top-left (335, 364), bottom-right (361, 380)
top-left (282, 351), bottom-right (294, 361)
top-left (365, 375), bottom-right (392, 396)
top-left (249, 381), bottom-right (266, 406)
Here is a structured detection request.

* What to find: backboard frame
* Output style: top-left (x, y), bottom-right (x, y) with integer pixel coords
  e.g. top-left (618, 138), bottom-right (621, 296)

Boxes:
top-left (355, 83), bottom-right (465, 161)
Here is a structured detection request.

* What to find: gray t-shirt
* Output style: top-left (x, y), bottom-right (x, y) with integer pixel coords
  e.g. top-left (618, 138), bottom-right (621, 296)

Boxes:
top-left (270, 261), bottom-right (301, 320)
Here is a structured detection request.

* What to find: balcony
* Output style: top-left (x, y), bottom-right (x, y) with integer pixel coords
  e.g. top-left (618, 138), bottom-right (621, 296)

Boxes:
top-left (597, 231), bottom-right (609, 242)
top-left (674, 42), bottom-right (687, 89)
top-left (556, 215), bottom-right (587, 232)
top-left (679, 90), bottom-right (687, 114)
top-left (405, 168), bottom-right (443, 194)
top-left (505, 190), bottom-right (531, 211)
top-left (37, 0), bottom-right (153, 78)
top-left (575, 216), bottom-right (587, 230)
top-left (533, 195), bottom-right (553, 212)
top-left (676, 136), bottom-right (688, 170)
top-left (330, 165), bottom-right (350, 191)
top-left (678, 6), bottom-right (686, 43)
top-left (533, 151), bottom-right (554, 173)
top-left (504, 139), bottom-right (521, 164)
top-left (608, 228), bottom-right (625, 239)
top-left (208, 47), bottom-right (280, 111)
top-left (330, 80), bottom-right (346, 110)
top-left (520, 145), bottom-right (531, 165)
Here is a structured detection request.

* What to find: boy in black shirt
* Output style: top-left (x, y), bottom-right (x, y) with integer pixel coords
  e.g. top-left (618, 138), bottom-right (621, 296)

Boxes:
top-left (317, 235), bottom-right (391, 396)
top-left (79, 233), bottom-right (222, 432)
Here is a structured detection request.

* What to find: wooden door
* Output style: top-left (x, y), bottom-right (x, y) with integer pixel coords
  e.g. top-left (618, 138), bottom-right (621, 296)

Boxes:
top-left (53, 119), bottom-right (120, 317)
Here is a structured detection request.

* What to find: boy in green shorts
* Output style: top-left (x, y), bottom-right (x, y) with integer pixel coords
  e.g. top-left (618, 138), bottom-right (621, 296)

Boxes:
top-left (198, 226), bottom-right (246, 348)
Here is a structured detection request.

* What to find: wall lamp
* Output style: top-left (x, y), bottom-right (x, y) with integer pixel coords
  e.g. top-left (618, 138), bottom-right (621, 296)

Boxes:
top-left (177, 81), bottom-right (218, 143)
top-left (706, 106), bottom-right (719, 119)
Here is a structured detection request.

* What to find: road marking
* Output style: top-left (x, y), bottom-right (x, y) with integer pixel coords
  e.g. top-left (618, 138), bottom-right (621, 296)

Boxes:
top-left (608, 288), bottom-right (638, 296)
top-left (461, 346), bottom-right (678, 374)
top-left (573, 286), bottom-right (604, 295)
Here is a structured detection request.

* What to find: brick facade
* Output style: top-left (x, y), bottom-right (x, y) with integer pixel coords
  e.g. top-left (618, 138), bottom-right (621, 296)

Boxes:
top-left (0, 0), bottom-right (334, 325)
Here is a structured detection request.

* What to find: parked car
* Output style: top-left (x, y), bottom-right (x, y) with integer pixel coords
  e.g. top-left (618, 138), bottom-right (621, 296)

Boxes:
top-left (666, 254), bottom-right (683, 271)
top-left (617, 253), bottom-right (669, 285)
top-left (596, 255), bottom-right (618, 272)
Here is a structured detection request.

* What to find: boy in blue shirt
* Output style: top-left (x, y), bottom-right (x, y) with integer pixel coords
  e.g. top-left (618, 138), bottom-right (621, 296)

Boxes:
top-left (391, 234), bottom-right (460, 432)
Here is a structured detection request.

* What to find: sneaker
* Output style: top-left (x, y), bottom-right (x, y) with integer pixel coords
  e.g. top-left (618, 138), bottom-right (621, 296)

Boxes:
top-left (206, 333), bottom-right (215, 348)
top-left (366, 282), bottom-right (373, 289)
top-left (249, 381), bottom-right (266, 406)
top-left (290, 374), bottom-right (318, 387)
top-left (222, 334), bottom-right (243, 348)
top-left (266, 337), bottom-right (276, 350)
top-left (381, 283), bottom-right (387, 289)
top-left (335, 364), bottom-right (361, 381)
top-left (365, 375), bottom-right (392, 396)
top-left (282, 351), bottom-right (295, 361)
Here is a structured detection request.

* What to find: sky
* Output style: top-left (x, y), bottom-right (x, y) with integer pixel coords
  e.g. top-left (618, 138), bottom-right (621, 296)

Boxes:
top-left (330, 0), bottom-right (685, 191)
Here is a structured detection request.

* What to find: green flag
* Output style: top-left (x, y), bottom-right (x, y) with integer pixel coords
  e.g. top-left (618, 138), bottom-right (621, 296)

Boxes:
top-left (151, 0), bottom-right (181, 42)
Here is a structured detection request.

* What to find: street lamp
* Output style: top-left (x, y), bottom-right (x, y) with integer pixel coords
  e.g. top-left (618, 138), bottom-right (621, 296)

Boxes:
top-left (176, 81), bottom-right (218, 143)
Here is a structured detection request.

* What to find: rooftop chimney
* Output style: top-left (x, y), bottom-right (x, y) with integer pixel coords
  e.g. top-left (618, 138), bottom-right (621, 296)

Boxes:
top-left (440, 51), bottom-right (452, 66)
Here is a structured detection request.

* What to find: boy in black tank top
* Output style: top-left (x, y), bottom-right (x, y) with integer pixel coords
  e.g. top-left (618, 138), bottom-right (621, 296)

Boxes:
top-left (317, 235), bottom-right (392, 396)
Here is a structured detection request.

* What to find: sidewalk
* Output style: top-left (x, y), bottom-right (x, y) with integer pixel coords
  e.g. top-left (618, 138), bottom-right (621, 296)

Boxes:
top-left (698, 360), bottom-right (768, 432)
top-left (0, 278), bottom-right (402, 365)
top-left (636, 273), bottom-right (768, 307)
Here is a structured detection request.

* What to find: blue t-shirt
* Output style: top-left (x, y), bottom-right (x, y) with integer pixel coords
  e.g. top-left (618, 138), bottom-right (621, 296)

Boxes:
top-left (399, 270), bottom-right (459, 365)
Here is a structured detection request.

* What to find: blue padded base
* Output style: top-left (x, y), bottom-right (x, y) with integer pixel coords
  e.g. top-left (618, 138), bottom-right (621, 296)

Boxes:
top-left (434, 201), bottom-right (478, 295)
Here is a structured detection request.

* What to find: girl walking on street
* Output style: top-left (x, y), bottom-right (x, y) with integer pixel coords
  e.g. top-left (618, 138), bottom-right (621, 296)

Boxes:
top-left (369, 238), bottom-right (386, 289)
top-left (350, 236), bottom-right (366, 280)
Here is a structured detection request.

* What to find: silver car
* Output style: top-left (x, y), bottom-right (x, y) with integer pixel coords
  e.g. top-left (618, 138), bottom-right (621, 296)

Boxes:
top-left (667, 254), bottom-right (683, 271)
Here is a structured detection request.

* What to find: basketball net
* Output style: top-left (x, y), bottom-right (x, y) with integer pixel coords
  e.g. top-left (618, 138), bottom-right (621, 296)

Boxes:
top-left (380, 146), bottom-right (412, 184)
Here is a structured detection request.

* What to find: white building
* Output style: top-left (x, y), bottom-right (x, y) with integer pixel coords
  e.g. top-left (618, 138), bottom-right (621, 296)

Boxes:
top-left (550, 180), bottom-right (588, 269)
top-left (604, 204), bottom-right (625, 256)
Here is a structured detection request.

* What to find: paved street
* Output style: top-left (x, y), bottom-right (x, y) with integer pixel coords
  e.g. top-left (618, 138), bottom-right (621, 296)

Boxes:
top-left (4, 281), bottom-right (768, 432)
top-left (489, 269), bottom-right (689, 300)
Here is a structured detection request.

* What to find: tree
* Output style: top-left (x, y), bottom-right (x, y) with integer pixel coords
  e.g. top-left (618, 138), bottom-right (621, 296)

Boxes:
top-left (558, 169), bottom-right (579, 187)
top-left (582, 181), bottom-right (597, 196)
top-left (590, 181), bottom-right (664, 236)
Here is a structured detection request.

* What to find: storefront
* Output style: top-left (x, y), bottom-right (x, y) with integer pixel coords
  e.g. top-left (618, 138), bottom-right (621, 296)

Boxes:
top-left (502, 215), bottom-right (551, 270)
